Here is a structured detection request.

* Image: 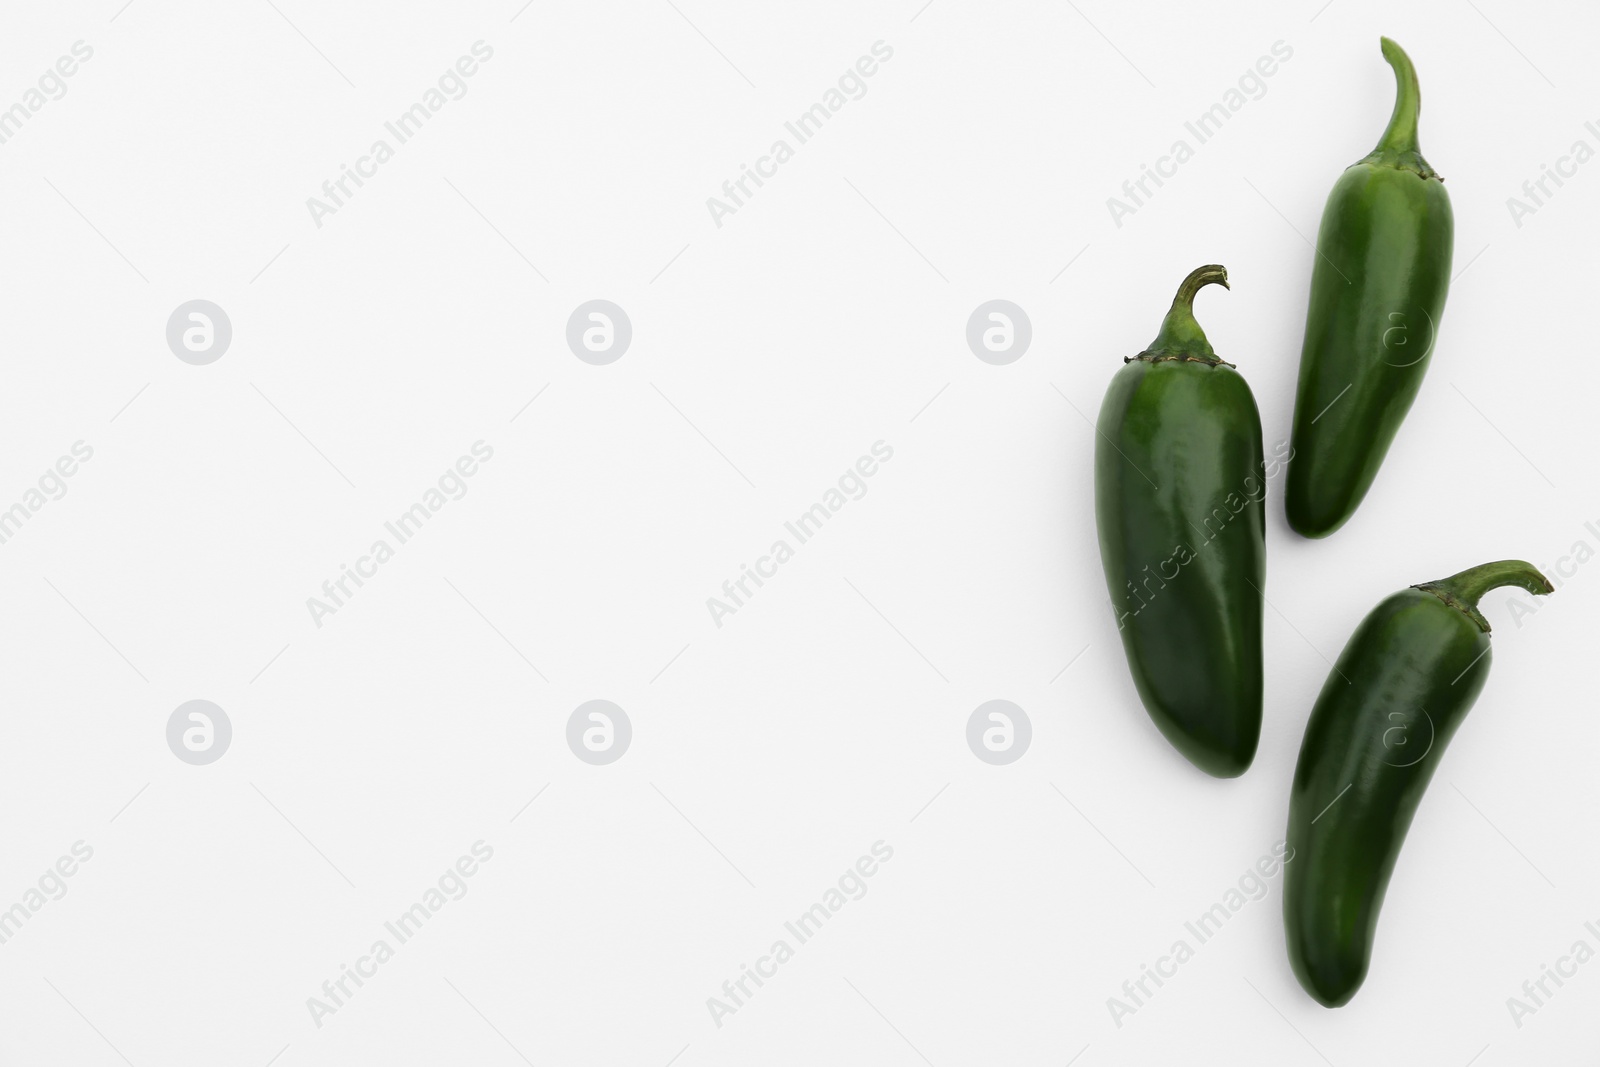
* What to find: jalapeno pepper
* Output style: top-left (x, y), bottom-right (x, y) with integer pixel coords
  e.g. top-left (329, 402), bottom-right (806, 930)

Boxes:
top-left (1283, 560), bottom-right (1553, 1006)
top-left (1094, 265), bottom-right (1265, 778)
top-left (1285, 38), bottom-right (1453, 538)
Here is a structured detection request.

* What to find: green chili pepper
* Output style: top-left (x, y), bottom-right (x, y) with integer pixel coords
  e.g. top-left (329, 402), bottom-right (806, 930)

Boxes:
top-left (1285, 38), bottom-right (1453, 538)
top-left (1283, 560), bottom-right (1553, 1006)
top-left (1094, 265), bottom-right (1264, 778)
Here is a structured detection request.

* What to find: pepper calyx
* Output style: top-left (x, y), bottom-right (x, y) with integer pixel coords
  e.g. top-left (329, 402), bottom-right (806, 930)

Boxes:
top-left (1125, 352), bottom-right (1236, 368)
top-left (1415, 559), bottom-right (1554, 634)
top-left (1358, 37), bottom-right (1442, 181)
top-left (1142, 264), bottom-right (1229, 363)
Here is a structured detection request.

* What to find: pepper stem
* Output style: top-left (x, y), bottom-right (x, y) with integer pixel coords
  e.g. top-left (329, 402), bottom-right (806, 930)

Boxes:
top-left (1374, 38), bottom-right (1420, 154)
top-left (1362, 38), bottom-right (1437, 178)
top-left (1417, 560), bottom-right (1554, 632)
top-left (1143, 264), bottom-right (1227, 362)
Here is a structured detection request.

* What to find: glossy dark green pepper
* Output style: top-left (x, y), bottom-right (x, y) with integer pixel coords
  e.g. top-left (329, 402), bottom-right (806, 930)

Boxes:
top-left (1284, 560), bottom-right (1553, 1006)
top-left (1094, 265), bottom-right (1265, 778)
top-left (1286, 38), bottom-right (1453, 538)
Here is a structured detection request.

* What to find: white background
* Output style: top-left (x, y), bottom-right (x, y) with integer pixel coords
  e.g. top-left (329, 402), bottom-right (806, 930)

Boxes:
top-left (0, 0), bottom-right (1595, 1064)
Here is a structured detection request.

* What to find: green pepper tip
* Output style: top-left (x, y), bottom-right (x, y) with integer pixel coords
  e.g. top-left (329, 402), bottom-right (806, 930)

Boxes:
top-left (1364, 37), bottom-right (1434, 177)
top-left (1175, 263), bottom-right (1229, 301)
top-left (1417, 559), bottom-right (1552, 632)
top-left (1143, 265), bottom-right (1228, 362)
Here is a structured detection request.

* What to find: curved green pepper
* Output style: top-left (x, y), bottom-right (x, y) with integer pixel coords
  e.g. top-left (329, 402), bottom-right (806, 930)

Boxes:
top-left (1286, 38), bottom-right (1453, 538)
top-left (1094, 265), bottom-right (1264, 778)
top-left (1283, 560), bottom-right (1553, 1006)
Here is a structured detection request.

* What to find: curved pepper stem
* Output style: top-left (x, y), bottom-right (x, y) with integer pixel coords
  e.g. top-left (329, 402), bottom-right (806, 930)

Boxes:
top-left (1417, 560), bottom-right (1553, 632)
top-left (1362, 38), bottom-right (1438, 179)
top-left (1144, 264), bottom-right (1228, 362)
